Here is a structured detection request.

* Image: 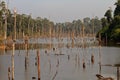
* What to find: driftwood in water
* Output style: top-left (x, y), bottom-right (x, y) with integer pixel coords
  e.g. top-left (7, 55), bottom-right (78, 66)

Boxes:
top-left (101, 64), bottom-right (120, 80)
top-left (96, 74), bottom-right (114, 80)
top-left (52, 71), bottom-right (58, 80)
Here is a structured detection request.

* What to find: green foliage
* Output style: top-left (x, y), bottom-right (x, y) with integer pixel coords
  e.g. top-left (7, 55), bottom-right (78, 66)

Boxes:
top-left (111, 28), bottom-right (120, 41)
top-left (104, 9), bottom-right (112, 23)
top-left (101, 18), bottom-right (108, 28)
top-left (0, 1), bottom-right (102, 39)
top-left (114, 0), bottom-right (120, 16)
top-left (113, 15), bottom-right (120, 25)
top-left (0, 1), bottom-right (7, 36)
top-left (55, 17), bottom-right (101, 37)
top-left (99, 0), bottom-right (120, 43)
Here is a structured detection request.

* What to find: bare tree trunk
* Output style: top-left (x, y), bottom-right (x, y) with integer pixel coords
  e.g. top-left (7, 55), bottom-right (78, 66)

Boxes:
top-left (99, 33), bottom-right (101, 74)
top-left (11, 42), bottom-right (15, 80)
top-left (13, 8), bottom-right (17, 41)
top-left (37, 49), bottom-right (40, 80)
top-left (24, 35), bottom-right (29, 70)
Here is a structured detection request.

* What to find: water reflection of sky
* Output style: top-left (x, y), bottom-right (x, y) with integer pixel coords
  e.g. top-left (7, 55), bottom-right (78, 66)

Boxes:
top-left (0, 46), bottom-right (120, 80)
top-left (15, 37), bottom-right (96, 44)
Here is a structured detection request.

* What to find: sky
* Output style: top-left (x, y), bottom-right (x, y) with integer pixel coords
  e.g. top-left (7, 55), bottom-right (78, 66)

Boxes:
top-left (5, 0), bottom-right (117, 23)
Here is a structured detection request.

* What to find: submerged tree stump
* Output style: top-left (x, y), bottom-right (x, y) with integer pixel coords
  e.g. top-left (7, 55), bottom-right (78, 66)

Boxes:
top-left (8, 67), bottom-right (11, 80)
top-left (24, 35), bottom-right (29, 70)
top-left (91, 54), bottom-right (94, 64)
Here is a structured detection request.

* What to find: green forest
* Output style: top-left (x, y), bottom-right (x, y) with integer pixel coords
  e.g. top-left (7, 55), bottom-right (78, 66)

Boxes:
top-left (0, 1), bottom-right (101, 40)
top-left (99, 0), bottom-right (120, 44)
top-left (0, 0), bottom-right (120, 44)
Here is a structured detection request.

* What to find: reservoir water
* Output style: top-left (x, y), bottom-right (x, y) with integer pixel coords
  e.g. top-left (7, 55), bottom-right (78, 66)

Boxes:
top-left (0, 38), bottom-right (120, 80)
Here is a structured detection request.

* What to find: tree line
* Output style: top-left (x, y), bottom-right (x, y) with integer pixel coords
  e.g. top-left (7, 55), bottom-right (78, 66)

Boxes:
top-left (99, 0), bottom-right (120, 43)
top-left (0, 1), bottom-right (102, 40)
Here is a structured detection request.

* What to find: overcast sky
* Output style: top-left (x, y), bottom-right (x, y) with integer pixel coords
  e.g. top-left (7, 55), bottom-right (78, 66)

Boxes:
top-left (6, 0), bottom-right (116, 23)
